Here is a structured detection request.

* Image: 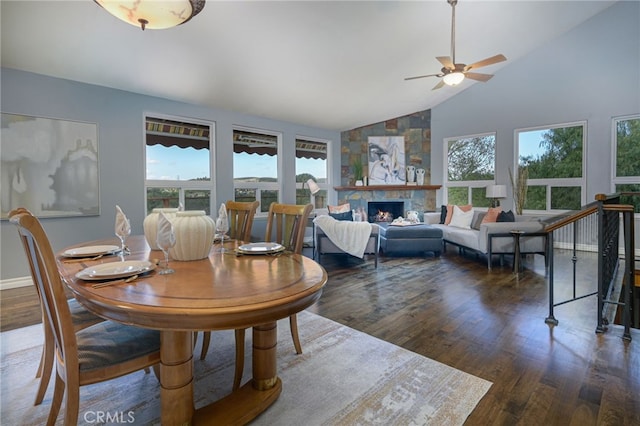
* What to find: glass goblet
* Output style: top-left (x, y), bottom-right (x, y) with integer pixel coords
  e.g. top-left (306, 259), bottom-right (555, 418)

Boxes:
top-left (115, 218), bottom-right (131, 256)
top-left (157, 231), bottom-right (176, 275)
top-left (216, 217), bottom-right (229, 251)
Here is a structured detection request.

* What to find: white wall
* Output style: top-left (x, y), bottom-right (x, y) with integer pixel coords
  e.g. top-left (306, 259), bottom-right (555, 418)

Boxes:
top-left (430, 1), bottom-right (639, 208)
top-left (0, 69), bottom-right (340, 282)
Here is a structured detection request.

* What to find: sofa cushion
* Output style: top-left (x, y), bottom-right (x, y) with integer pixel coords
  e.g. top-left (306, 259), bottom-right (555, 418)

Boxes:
top-left (449, 205), bottom-right (474, 229)
top-left (439, 205), bottom-right (447, 224)
top-left (482, 207), bottom-right (502, 224)
top-left (328, 203), bottom-right (351, 214)
top-left (445, 204), bottom-right (472, 225)
top-left (329, 210), bottom-right (353, 221)
top-left (497, 210), bottom-right (515, 222)
top-left (471, 211), bottom-right (486, 230)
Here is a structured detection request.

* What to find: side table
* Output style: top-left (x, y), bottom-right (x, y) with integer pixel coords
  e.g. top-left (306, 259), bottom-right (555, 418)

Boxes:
top-left (487, 230), bottom-right (548, 272)
top-left (510, 230), bottom-right (525, 273)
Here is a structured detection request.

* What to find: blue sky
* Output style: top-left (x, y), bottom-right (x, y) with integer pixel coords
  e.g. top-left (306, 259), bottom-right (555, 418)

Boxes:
top-left (517, 129), bottom-right (546, 161)
top-left (146, 146), bottom-right (326, 181)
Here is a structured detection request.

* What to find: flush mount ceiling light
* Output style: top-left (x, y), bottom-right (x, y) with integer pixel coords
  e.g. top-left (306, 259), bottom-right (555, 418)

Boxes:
top-left (95, 0), bottom-right (206, 31)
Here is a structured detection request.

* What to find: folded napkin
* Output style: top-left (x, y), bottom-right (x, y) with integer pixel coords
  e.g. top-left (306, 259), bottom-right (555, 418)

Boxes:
top-left (216, 203), bottom-right (229, 233)
top-left (314, 215), bottom-right (372, 258)
top-left (156, 212), bottom-right (176, 250)
top-left (115, 205), bottom-right (131, 237)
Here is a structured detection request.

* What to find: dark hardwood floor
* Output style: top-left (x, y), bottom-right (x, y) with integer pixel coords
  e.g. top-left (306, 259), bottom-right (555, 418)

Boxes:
top-left (2, 247), bottom-right (638, 425)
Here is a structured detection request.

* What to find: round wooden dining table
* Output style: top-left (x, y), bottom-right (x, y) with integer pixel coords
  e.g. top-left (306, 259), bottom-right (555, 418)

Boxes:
top-left (58, 235), bottom-right (327, 425)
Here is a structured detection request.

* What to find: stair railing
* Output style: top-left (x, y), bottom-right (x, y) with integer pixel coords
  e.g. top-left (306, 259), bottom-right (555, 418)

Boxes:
top-left (544, 193), bottom-right (636, 341)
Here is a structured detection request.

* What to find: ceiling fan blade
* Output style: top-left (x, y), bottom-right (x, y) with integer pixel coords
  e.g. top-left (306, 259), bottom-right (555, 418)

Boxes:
top-left (464, 54), bottom-right (507, 71)
top-left (436, 56), bottom-right (455, 70)
top-left (464, 72), bottom-right (494, 82)
top-left (404, 73), bottom-right (442, 81)
top-left (431, 80), bottom-right (446, 91)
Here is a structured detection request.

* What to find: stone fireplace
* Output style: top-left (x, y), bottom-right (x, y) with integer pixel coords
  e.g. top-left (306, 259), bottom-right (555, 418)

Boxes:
top-left (367, 201), bottom-right (405, 223)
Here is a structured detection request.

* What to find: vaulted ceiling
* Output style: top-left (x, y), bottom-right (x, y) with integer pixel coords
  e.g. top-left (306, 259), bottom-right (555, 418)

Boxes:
top-left (1, 1), bottom-right (617, 131)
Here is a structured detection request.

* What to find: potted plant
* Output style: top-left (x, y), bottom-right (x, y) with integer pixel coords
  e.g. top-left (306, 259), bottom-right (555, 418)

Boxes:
top-left (509, 166), bottom-right (528, 215)
top-left (352, 157), bottom-right (364, 186)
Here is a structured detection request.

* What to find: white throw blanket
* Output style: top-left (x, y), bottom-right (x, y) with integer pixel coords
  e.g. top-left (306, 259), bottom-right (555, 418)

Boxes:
top-left (314, 215), bottom-right (372, 258)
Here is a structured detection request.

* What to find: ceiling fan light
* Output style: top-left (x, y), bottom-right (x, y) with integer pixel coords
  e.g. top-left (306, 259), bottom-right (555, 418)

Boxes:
top-left (95, 0), bottom-right (205, 30)
top-left (443, 71), bottom-right (465, 86)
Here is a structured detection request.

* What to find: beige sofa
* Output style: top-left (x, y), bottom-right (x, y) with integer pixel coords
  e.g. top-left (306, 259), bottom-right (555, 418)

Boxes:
top-left (423, 211), bottom-right (547, 269)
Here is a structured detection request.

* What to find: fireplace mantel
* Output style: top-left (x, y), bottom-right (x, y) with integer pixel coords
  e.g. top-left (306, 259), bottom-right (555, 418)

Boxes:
top-left (334, 185), bottom-right (441, 191)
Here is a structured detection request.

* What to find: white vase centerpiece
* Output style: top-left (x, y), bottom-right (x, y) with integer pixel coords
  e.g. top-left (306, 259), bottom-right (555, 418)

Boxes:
top-left (143, 208), bottom-right (179, 250)
top-left (170, 210), bottom-right (215, 261)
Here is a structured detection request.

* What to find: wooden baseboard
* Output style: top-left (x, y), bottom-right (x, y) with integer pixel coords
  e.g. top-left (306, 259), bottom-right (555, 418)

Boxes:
top-left (0, 276), bottom-right (32, 291)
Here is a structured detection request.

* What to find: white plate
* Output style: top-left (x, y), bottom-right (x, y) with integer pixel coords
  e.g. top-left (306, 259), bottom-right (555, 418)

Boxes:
top-left (76, 260), bottom-right (155, 281)
top-left (237, 242), bottom-right (285, 254)
top-left (62, 245), bottom-right (120, 258)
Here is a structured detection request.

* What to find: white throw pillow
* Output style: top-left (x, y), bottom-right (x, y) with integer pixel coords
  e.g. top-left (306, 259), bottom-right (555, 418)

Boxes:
top-left (449, 205), bottom-right (474, 229)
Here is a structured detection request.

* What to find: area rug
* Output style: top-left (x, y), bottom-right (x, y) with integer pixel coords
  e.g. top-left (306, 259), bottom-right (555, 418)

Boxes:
top-left (1, 311), bottom-right (491, 425)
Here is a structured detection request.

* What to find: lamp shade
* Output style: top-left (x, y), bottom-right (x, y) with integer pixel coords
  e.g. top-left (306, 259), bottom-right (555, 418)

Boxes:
top-left (306, 179), bottom-right (321, 195)
top-left (95, 0), bottom-right (205, 30)
top-left (442, 71), bottom-right (465, 86)
top-left (486, 184), bottom-right (507, 199)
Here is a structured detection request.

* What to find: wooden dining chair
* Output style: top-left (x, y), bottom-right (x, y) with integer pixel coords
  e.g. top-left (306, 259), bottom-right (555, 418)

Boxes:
top-left (232, 202), bottom-right (313, 390)
top-left (9, 208), bottom-right (105, 406)
top-left (225, 199), bottom-right (260, 242)
top-left (199, 200), bottom-right (259, 360)
top-left (10, 210), bottom-right (161, 426)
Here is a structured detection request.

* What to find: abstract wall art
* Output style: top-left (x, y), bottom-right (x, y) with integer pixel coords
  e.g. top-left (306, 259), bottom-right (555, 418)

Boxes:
top-left (1, 113), bottom-right (99, 219)
top-left (367, 136), bottom-right (406, 185)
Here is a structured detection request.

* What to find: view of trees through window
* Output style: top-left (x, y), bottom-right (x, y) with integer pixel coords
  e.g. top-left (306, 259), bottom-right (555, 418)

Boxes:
top-left (517, 123), bottom-right (584, 211)
top-left (614, 116), bottom-right (640, 212)
top-left (446, 134), bottom-right (495, 207)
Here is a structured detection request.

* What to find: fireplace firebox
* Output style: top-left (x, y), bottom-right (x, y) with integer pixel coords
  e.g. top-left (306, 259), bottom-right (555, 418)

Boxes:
top-left (367, 201), bottom-right (405, 223)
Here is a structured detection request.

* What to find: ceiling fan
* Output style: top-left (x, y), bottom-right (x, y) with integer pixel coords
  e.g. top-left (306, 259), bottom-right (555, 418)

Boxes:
top-left (405, 0), bottom-right (506, 90)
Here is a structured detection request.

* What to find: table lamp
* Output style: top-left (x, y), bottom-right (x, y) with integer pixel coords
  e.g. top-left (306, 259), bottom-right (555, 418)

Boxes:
top-left (306, 179), bottom-right (320, 195)
top-left (486, 184), bottom-right (507, 208)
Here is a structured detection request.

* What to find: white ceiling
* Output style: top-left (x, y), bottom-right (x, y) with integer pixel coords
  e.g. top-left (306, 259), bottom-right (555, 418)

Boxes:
top-left (1, 1), bottom-right (616, 131)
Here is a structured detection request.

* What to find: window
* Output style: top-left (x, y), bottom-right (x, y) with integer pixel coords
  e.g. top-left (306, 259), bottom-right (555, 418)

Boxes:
top-left (516, 122), bottom-right (585, 211)
top-left (445, 133), bottom-right (495, 207)
top-left (613, 115), bottom-right (640, 213)
top-left (233, 128), bottom-right (280, 213)
top-left (145, 115), bottom-right (214, 215)
top-left (295, 138), bottom-right (328, 209)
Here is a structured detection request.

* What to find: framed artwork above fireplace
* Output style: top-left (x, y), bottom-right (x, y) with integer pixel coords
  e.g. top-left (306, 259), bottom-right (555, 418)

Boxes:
top-left (368, 136), bottom-right (405, 185)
